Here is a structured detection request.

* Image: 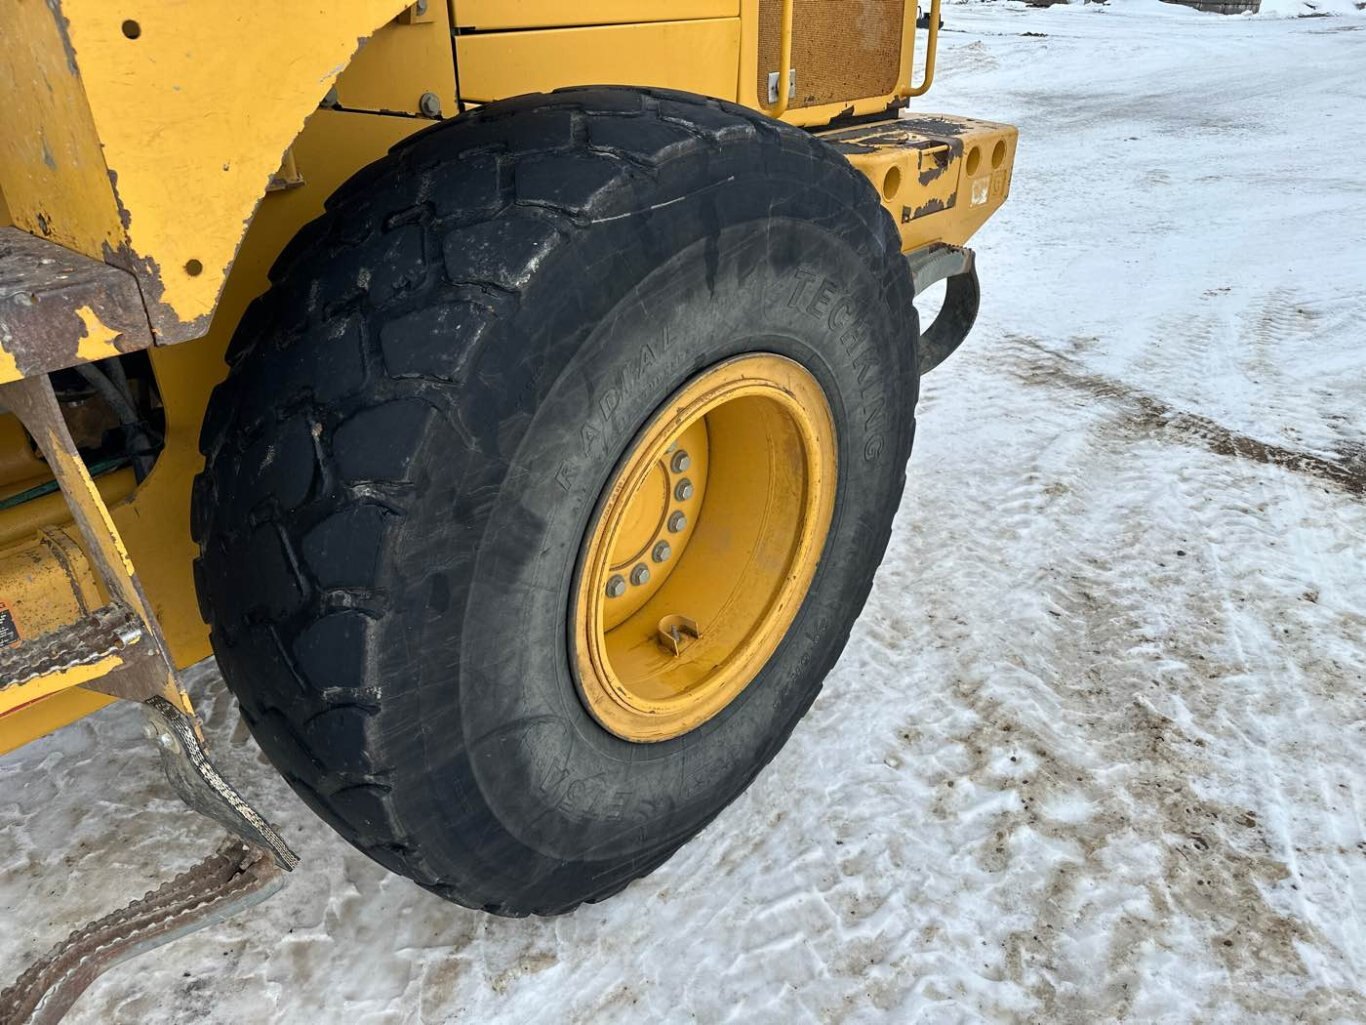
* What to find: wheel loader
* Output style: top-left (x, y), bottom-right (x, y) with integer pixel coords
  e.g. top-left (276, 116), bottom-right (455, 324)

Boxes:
top-left (0, 0), bottom-right (1015, 1017)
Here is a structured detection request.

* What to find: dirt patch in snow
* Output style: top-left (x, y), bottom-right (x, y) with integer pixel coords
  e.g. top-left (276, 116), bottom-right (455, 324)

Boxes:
top-left (1000, 335), bottom-right (1366, 497)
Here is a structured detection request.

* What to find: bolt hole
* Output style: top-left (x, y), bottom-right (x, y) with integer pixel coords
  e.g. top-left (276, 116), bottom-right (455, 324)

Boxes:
top-left (184, 259), bottom-right (203, 277)
top-left (992, 139), bottom-right (1007, 170)
top-left (965, 146), bottom-right (981, 177)
top-left (881, 165), bottom-right (901, 202)
top-left (121, 19), bottom-right (141, 39)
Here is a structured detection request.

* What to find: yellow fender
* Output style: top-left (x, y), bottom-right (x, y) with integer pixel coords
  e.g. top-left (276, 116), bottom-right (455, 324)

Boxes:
top-left (1, 1), bottom-right (415, 345)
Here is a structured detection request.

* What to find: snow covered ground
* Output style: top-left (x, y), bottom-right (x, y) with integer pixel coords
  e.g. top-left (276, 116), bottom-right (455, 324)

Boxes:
top-left (4, 3), bottom-right (1366, 1022)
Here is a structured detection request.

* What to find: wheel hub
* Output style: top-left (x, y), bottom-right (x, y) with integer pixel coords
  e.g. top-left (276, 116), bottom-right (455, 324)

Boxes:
top-left (572, 354), bottom-right (838, 742)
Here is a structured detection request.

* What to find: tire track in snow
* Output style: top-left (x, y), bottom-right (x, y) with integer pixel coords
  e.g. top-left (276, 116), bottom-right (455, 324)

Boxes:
top-left (888, 341), bottom-right (1366, 1021)
top-left (999, 335), bottom-right (1366, 498)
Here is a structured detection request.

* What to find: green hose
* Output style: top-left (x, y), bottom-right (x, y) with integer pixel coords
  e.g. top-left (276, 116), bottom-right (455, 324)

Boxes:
top-left (0, 458), bottom-right (129, 512)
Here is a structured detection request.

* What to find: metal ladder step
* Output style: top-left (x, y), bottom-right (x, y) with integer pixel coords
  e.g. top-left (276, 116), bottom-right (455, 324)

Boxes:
top-left (0, 603), bottom-right (144, 691)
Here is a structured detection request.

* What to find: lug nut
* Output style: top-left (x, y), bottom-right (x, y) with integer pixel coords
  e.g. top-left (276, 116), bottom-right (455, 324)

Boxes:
top-left (674, 478), bottom-right (694, 501)
top-left (670, 450), bottom-right (691, 473)
top-left (652, 540), bottom-right (672, 563)
top-left (630, 563), bottom-right (651, 587)
top-left (605, 575), bottom-right (627, 599)
top-left (667, 511), bottom-right (687, 533)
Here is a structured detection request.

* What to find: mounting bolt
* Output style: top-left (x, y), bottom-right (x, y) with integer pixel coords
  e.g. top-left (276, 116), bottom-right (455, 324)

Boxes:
top-left (419, 92), bottom-right (443, 118)
top-left (415, 0), bottom-right (429, 13)
top-left (605, 575), bottom-right (627, 599)
top-left (667, 511), bottom-right (687, 533)
top-left (670, 450), bottom-right (691, 473)
top-left (674, 478), bottom-right (694, 501)
top-left (652, 540), bottom-right (672, 563)
top-left (630, 563), bottom-right (651, 587)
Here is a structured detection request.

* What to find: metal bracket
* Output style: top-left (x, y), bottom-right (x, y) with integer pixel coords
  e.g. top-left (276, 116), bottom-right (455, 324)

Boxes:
top-left (766, 68), bottom-right (797, 104)
top-left (905, 243), bottom-right (980, 375)
top-left (143, 696), bottom-right (299, 870)
top-left (656, 614), bottom-right (700, 656)
top-left (0, 228), bottom-right (153, 384)
top-left (264, 147), bottom-right (305, 193)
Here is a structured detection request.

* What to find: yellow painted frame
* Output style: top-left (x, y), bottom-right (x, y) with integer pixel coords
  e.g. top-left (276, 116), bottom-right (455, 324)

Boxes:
top-left (1, 1), bottom-right (416, 345)
top-left (456, 18), bottom-right (744, 103)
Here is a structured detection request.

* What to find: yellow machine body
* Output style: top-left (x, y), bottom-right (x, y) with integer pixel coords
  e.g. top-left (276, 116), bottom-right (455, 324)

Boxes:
top-left (0, 0), bottom-right (1015, 753)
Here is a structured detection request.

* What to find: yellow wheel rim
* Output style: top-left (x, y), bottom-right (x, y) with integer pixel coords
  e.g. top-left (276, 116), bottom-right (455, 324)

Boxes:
top-left (572, 354), bottom-right (838, 742)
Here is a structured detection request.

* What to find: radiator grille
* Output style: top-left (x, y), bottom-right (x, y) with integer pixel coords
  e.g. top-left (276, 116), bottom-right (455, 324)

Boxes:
top-left (757, 0), bottom-right (906, 110)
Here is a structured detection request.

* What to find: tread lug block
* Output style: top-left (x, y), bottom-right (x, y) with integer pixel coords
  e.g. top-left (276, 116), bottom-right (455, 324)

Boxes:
top-left (316, 224), bottom-right (425, 311)
top-left (326, 784), bottom-right (401, 840)
top-left (656, 99), bottom-right (755, 145)
top-left (332, 399), bottom-right (433, 482)
top-left (441, 215), bottom-right (561, 292)
top-left (230, 355), bottom-right (293, 441)
top-left (369, 223), bottom-right (429, 305)
top-left (224, 295), bottom-right (277, 367)
top-left (555, 88), bottom-right (648, 115)
top-left (302, 706), bottom-right (377, 775)
top-left (305, 315), bottom-right (368, 404)
top-left (190, 473), bottom-right (215, 544)
top-left (291, 611), bottom-right (372, 693)
top-left (587, 115), bottom-right (696, 163)
top-left (514, 152), bottom-right (633, 215)
top-left (198, 380), bottom-right (240, 456)
top-left (238, 525), bottom-right (307, 621)
top-left (497, 108), bottom-right (580, 153)
top-left (301, 506), bottom-right (387, 590)
top-left (425, 152), bottom-right (505, 221)
top-left (380, 302), bottom-right (486, 382)
top-left (234, 416), bottom-right (316, 521)
top-left (192, 555), bottom-right (215, 627)
top-left (272, 216), bottom-right (337, 287)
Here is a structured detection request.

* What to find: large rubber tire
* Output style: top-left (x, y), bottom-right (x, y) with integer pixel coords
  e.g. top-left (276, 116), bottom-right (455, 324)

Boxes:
top-left (193, 88), bottom-right (919, 915)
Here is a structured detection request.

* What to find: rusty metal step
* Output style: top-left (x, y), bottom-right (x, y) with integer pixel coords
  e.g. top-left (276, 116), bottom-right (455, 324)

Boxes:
top-left (0, 602), bottom-right (144, 695)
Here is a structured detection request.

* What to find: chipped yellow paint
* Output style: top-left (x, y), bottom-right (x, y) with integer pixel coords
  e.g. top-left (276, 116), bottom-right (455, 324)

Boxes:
top-left (0, 0), bottom-right (125, 261)
top-left (0, 347), bottom-right (20, 386)
top-left (0, 652), bottom-right (125, 716)
top-left (58, 1), bottom-right (413, 336)
top-left (75, 459), bottom-right (137, 580)
top-left (74, 305), bottom-right (122, 363)
top-left (823, 117), bottom-right (1017, 254)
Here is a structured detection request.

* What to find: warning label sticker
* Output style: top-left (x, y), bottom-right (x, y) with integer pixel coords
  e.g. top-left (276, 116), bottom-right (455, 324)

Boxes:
top-left (0, 602), bottom-right (20, 648)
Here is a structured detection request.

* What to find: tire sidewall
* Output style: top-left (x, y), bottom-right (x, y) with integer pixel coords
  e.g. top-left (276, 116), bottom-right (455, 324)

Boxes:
top-left (396, 212), bottom-right (914, 874)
